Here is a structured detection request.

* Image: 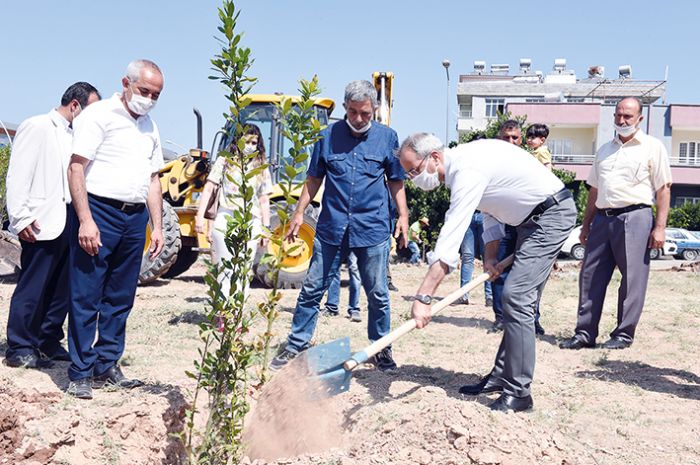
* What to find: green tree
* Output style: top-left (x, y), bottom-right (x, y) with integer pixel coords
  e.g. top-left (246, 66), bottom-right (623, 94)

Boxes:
top-left (574, 181), bottom-right (589, 225)
top-left (667, 202), bottom-right (700, 230)
top-left (0, 145), bottom-right (10, 226)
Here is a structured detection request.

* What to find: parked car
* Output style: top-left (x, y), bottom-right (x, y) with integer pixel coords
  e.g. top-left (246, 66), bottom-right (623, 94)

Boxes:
top-left (666, 228), bottom-right (700, 261)
top-left (561, 225), bottom-right (677, 260)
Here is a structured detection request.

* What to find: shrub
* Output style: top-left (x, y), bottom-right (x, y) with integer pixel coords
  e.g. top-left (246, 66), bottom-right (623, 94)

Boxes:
top-left (668, 202), bottom-right (700, 231)
top-left (0, 144), bottom-right (10, 226)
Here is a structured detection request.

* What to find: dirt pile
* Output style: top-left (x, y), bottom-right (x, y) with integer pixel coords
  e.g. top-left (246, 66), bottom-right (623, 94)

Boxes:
top-left (244, 357), bottom-right (346, 461)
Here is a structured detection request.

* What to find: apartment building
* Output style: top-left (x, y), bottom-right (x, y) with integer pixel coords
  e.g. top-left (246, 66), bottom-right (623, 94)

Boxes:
top-left (456, 59), bottom-right (700, 206)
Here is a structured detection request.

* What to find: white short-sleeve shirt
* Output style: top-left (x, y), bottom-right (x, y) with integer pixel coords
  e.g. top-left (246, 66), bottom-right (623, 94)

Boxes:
top-left (588, 130), bottom-right (672, 209)
top-left (72, 93), bottom-right (164, 203)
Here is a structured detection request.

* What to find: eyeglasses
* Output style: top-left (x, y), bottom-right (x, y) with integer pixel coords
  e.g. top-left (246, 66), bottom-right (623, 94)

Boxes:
top-left (406, 156), bottom-right (430, 179)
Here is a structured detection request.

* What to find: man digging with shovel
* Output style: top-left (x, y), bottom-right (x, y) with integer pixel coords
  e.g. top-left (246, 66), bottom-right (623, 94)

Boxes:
top-left (397, 133), bottom-right (575, 412)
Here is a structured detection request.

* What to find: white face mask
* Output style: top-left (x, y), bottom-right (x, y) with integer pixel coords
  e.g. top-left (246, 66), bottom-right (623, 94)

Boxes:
top-left (411, 159), bottom-right (441, 191)
top-left (242, 143), bottom-right (257, 156)
top-left (614, 123), bottom-right (638, 138)
top-left (348, 119), bottom-right (371, 134)
top-left (127, 86), bottom-right (156, 116)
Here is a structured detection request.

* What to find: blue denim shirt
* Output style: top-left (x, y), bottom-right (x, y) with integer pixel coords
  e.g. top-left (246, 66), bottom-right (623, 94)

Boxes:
top-left (307, 120), bottom-right (404, 248)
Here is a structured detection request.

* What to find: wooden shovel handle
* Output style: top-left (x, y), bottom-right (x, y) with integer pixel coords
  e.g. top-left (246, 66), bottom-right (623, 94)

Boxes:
top-left (343, 254), bottom-right (515, 371)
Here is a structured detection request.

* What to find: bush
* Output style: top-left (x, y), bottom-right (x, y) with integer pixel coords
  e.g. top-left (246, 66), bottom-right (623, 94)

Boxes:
top-left (667, 202), bottom-right (700, 231)
top-left (0, 144), bottom-right (10, 227)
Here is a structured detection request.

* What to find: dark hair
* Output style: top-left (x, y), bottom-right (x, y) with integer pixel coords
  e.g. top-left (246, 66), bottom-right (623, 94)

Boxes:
top-left (61, 82), bottom-right (100, 107)
top-left (498, 119), bottom-right (521, 133)
top-left (237, 123), bottom-right (266, 165)
top-left (526, 123), bottom-right (549, 139)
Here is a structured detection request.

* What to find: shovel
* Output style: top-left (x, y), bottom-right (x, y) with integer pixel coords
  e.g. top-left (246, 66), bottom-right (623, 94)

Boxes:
top-left (304, 254), bottom-right (515, 396)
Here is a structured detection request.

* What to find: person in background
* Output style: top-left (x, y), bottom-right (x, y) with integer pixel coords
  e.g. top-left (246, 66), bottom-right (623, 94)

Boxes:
top-left (66, 60), bottom-right (165, 399)
top-left (195, 124), bottom-right (272, 300)
top-left (560, 97), bottom-right (671, 351)
top-left (408, 217), bottom-right (429, 265)
top-left (526, 123), bottom-right (553, 170)
top-left (4, 82), bottom-right (100, 369)
top-left (270, 80), bottom-right (409, 372)
top-left (452, 212), bottom-right (493, 307)
top-left (323, 252), bottom-right (362, 322)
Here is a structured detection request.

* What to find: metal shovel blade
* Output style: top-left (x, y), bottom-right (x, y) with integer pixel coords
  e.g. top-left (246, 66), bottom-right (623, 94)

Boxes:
top-left (305, 336), bottom-right (353, 396)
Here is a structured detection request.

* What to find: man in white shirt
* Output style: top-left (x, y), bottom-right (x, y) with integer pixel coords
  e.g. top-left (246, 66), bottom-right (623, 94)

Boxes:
top-left (560, 98), bottom-right (672, 351)
top-left (66, 60), bottom-right (165, 399)
top-left (4, 82), bottom-right (100, 369)
top-left (397, 133), bottom-right (576, 412)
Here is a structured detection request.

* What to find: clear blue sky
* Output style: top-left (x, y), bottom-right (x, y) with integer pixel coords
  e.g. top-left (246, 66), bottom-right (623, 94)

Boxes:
top-left (2, 1), bottom-right (699, 151)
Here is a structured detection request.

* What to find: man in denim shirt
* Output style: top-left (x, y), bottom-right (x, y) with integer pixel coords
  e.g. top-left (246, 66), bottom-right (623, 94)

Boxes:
top-left (271, 80), bottom-right (409, 371)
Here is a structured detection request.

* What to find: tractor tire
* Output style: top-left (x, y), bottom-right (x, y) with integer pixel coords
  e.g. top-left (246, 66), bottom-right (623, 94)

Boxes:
top-left (254, 201), bottom-right (320, 289)
top-left (0, 230), bottom-right (21, 279)
top-left (162, 245), bottom-right (199, 279)
top-left (139, 201), bottom-right (182, 285)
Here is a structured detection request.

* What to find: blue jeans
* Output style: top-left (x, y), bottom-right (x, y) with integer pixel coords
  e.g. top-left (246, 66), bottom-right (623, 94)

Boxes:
top-left (324, 251), bottom-right (360, 315)
top-left (286, 235), bottom-right (391, 353)
top-left (408, 241), bottom-right (421, 264)
top-left (459, 212), bottom-right (493, 302)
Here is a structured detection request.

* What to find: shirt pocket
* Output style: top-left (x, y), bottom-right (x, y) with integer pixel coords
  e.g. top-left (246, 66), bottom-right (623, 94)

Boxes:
top-left (363, 152), bottom-right (384, 177)
top-left (327, 153), bottom-right (347, 176)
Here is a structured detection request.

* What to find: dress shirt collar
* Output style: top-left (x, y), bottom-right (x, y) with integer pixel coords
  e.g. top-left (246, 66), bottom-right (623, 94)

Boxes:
top-left (49, 108), bottom-right (71, 132)
top-left (614, 128), bottom-right (647, 146)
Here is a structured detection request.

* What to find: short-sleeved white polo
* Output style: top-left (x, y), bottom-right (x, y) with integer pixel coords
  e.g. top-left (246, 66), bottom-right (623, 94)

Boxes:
top-left (72, 93), bottom-right (164, 203)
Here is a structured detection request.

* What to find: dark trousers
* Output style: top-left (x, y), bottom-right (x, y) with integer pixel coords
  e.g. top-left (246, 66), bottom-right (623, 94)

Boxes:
top-left (574, 208), bottom-right (653, 343)
top-left (491, 198), bottom-right (576, 396)
top-left (67, 197), bottom-right (148, 381)
top-left (492, 225), bottom-right (517, 321)
top-left (6, 224), bottom-right (70, 359)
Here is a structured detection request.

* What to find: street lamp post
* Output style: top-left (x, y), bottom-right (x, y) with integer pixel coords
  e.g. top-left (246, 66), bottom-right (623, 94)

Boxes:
top-left (442, 59), bottom-right (450, 144)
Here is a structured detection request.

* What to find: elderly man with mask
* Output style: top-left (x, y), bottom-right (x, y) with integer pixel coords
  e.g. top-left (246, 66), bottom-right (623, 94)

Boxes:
top-left (66, 59), bottom-right (165, 399)
top-left (397, 133), bottom-right (575, 412)
top-left (271, 80), bottom-right (409, 372)
top-left (560, 97), bottom-right (671, 351)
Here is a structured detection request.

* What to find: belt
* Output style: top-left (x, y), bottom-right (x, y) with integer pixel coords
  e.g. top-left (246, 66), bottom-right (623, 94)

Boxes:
top-left (88, 193), bottom-right (146, 213)
top-left (520, 188), bottom-right (573, 225)
top-left (599, 204), bottom-right (650, 217)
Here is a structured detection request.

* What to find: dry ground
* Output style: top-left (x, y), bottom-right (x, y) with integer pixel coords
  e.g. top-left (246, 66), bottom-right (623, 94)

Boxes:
top-left (0, 259), bottom-right (698, 465)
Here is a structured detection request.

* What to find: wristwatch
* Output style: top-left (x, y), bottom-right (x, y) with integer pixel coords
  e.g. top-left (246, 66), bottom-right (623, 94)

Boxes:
top-left (414, 294), bottom-right (433, 305)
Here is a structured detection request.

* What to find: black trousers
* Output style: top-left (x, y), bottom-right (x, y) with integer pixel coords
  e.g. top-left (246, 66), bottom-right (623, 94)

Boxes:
top-left (5, 225), bottom-right (70, 359)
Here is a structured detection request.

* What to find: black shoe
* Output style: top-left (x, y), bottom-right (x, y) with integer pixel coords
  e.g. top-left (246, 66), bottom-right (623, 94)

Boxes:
top-left (41, 346), bottom-right (71, 362)
top-left (4, 353), bottom-right (53, 369)
top-left (459, 374), bottom-right (503, 395)
top-left (369, 347), bottom-right (397, 371)
top-left (534, 321), bottom-right (546, 336)
top-left (388, 282), bottom-right (399, 292)
top-left (602, 336), bottom-right (632, 350)
top-left (93, 365), bottom-right (143, 389)
top-left (487, 319), bottom-right (504, 333)
top-left (559, 335), bottom-right (595, 350)
top-left (67, 378), bottom-right (93, 399)
top-left (489, 393), bottom-right (533, 412)
top-left (321, 308), bottom-right (339, 317)
top-left (485, 297), bottom-right (494, 307)
top-left (270, 348), bottom-right (300, 371)
top-left (450, 296), bottom-right (469, 306)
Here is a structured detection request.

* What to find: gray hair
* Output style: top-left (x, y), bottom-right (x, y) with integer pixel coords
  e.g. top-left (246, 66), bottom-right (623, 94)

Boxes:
top-left (126, 59), bottom-right (163, 82)
top-left (397, 133), bottom-right (444, 159)
top-left (344, 80), bottom-right (378, 109)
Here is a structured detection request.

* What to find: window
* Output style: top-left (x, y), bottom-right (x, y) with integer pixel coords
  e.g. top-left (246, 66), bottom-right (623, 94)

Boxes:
top-left (676, 196), bottom-right (700, 207)
top-left (525, 97), bottom-right (545, 103)
top-left (679, 141), bottom-right (700, 164)
top-left (549, 139), bottom-right (573, 156)
top-left (459, 104), bottom-right (472, 118)
top-left (485, 98), bottom-right (505, 118)
top-left (567, 97), bottom-right (585, 103)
